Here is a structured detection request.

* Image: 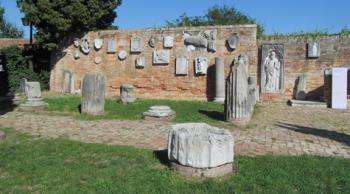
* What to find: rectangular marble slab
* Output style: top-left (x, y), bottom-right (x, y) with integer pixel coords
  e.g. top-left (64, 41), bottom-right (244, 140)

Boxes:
top-left (107, 40), bottom-right (117, 53)
top-left (153, 50), bottom-right (170, 64)
top-left (176, 57), bottom-right (188, 75)
top-left (131, 37), bottom-right (142, 52)
top-left (332, 68), bottom-right (348, 109)
top-left (308, 42), bottom-right (320, 58)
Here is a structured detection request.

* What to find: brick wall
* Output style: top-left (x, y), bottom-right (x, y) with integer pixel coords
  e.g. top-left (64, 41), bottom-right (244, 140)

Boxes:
top-left (50, 25), bottom-right (257, 100)
top-left (259, 35), bottom-right (350, 101)
top-left (0, 38), bottom-right (29, 49)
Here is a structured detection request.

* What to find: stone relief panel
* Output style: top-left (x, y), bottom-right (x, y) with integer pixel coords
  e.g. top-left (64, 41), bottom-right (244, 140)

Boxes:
top-left (131, 36), bottom-right (142, 53)
top-left (176, 57), bottom-right (188, 75)
top-left (183, 30), bottom-right (217, 52)
top-left (307, 42), bottom-right (320, 58)
top-left (73, 38), bottom-right (80, 48)
top-left (107, 39), bottom-right (117, 53)
top-left (164, 36), bottom-right (174, 48)
top-left (261, 44), bottom-right (284, 93)
top-left (74, 50), bottom-right (80, 60)
top-left (136, 57), bottom-right (145, 68)
top-left (80, 38), bottom-right (90, 54)
top-left (149, 35), bottom-right (156, 48)
top-left (153, 50), bottom-right (170, 64)
top-left (94, 56), bottom-right (102, 64)
top-left (228, 33), bottom-right (238, 50)
top-left (118, 50), bottom-right (127, 60)
top-left (94, 39), bottom-right (103, 50)
top-left (195, 57), bottom-right (208, 75)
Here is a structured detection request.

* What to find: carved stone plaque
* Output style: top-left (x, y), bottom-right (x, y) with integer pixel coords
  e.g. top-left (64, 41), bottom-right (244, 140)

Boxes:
top-left (80, 39), bottom-right (90, 54)
top-left (136, 57), bottom-right (145, 68)
top-left (74, 50), bottom-right (80, 60)
top-left (184, 30), bottom-right (217, 52)
top-left (153, 50), bottom-right (170, 64)
top-left (176, 57), bottom-right (188, 75)
top-left (228, 33), bottom-right (238, 50)
top-left (307, 42), bottom-right (320, 58)
top-left (131, 37), bottom-right (142, 53)
top-left (195, 57), bottom-right (208, 75)
top-left (107, 39), bottom-right (117, 54)
top-left (73, 38), bottom-right (80, 48)
top-left (94, 56), bottom-right (102, 64)
top-left (149, 36), bottom-right (156, 48)
top-left (164, 36), bottom-right (174, 48)
top-left (118, 50), bottom-right (127, 60)
top-left (261, 44), bottom-right (284, 93)
top-left (94, 39), bottom-right (103, 50)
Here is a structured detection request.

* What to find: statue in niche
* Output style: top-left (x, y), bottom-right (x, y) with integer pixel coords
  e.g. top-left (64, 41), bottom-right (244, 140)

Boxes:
top-left (263, 49), bottom-right (281, 92)
top-left (149, 36), bottom-right (156, 48)
top-left (80, 38), bottom-right (90, 54)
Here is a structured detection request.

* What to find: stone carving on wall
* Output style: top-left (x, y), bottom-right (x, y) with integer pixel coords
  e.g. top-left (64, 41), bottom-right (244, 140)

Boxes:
top-left (94, 39), bottom-right (103, 50)
top-left (184, 30), bottom-right (217, 52)
top-left (136, 57), bottom-right (145, 68)
top-left (80, 38), bottom-right (90, 54)
top-left (195, 57), bottom-right (208, 75)
top-left (153, 50), bottom-right (170, 64)
top-left (62, 70), bottom-right (73, 93)
top-left (308, 42), bottom-right (320, 58)
top-left (73, 38), bottom-right (80, 48)
top-left (261, 44), bottom-right (284, 93)
top-left (118, 50), bottom-right (127, 60)
top-left (176, 57), bottom-right (188, 75)
top-left (107, 39), bottom-right (117, 53)
top-left (164, 36), bottom-right (174, 48)
top-left (149, 35), bottom-right (156, 48)
top-left (94, 56), bottom-right (102, 64)
top-left (131, 36), bottom-right (142, 53)
top-left (0, 64), bottom-right (4, 72)
top-left (74, 50), bottom-right (80, 60)
top-left (228, 33), bottom-right (238, 50)
top-left (225, 54), bottom-right (256, 124)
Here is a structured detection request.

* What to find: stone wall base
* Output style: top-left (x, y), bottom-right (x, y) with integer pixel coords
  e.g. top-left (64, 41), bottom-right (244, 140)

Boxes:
top-left (170, 162), bottom-right (233, 178)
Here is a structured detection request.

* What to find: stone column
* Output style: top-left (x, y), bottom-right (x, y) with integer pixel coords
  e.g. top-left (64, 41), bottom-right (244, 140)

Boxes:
top-left (214, 57), bottom-right (225, 103)
top-left (81, 73), bottom-right (106, 115)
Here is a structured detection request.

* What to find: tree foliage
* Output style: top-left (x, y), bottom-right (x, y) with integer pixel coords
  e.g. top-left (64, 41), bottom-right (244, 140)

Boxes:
top-left (166, 5), bottom-right (264, 38)
top-left (0, 4), bottom-right (24, 38)
top-left (17, 0), bottom-right (122, 50)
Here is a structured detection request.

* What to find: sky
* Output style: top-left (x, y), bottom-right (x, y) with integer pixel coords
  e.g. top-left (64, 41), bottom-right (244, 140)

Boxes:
top-left (1, 0), bottom-right (349, 38)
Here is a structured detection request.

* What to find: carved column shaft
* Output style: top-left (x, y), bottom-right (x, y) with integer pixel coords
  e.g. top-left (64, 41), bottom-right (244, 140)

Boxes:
top-left (214, 57), bottom-right (225, 103)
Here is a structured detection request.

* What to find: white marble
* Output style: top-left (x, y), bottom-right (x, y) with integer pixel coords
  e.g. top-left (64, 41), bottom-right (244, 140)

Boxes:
top-left (332, 68), bottom-right (348, 109)
top-left (176, 57), bottom-right (188, 75)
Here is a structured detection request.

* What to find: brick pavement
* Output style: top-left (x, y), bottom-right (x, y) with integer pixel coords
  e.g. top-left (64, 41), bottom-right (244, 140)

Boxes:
top-left (0, 102), bottom-right (349, 158)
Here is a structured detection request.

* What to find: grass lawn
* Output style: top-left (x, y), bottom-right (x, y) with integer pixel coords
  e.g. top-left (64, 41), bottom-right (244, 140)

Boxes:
top-left (44, 95), bottom-right (228, 125)
top-left (0, 128), bottom-right (350, 194)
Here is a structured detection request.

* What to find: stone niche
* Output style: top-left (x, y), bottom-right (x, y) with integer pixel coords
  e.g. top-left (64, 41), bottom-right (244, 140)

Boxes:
top-left (261, 44), bottom-right (284, 93)
top-left (175, 57), bottom-right (188, 75)
top-left (168, 123), bottom-right (234, 178)
top-left (153, 50), bottom-right (170, 64)
top-left (307, 42), bottom-right (320, 58)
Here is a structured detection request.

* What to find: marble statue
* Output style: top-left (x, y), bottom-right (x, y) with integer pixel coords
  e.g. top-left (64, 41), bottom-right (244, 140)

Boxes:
top-left (164, 36), bottom-right (174, 48)
top-left (131, 36), bottom-right (142, 52)
top-left (80, 38), bottom-right (90, 54)
top-left (261, 44), bottom-right (284, 93)
top-left (107, 39), bottom-right (117, 53)
top-left (94, 39), bottom-right (103, 50)
top-left (118, 50), bottom-right (127, 60)
top-left (228, 33), bottom-right (238, 50)
top-left (195, 57), bottom-right (208, 75)
top-left (153, 50), bottom-right (170, 64)
top-left (136, 57), bottom-right (145, 68)
top-left (176, 57), bottom-right (188, 75)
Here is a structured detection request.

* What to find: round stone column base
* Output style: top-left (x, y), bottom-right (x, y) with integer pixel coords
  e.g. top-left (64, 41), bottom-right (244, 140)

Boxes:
top-left (170, 162), bottom-right (233, 178)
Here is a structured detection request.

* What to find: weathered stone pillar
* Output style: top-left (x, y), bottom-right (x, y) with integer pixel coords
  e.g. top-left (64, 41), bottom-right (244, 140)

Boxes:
top-left (81, 73), bottom-right (106, 115)
top-left (214, 57), bottom-right (225, 103)
top-left (295, 74), bottom-right (307, 100)
top-left (62, 70), bottom-right (73, 93)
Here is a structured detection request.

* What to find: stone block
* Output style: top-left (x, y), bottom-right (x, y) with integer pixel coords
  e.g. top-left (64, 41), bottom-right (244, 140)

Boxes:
top-left (143, 106), bottom-right (175, 121)
top-left (120, 84), bottom-right (136, 104)
top-left (81, 73), bottom-right (106, 115)
top-left (107, 39), bottom-right (117, 53)
top-left (175, 57), bottom-right (188, 75)
top-left (153, 50), bottom-right (170, 64)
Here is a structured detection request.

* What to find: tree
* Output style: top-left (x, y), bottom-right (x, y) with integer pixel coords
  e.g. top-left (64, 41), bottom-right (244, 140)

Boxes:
top-left (0, 4), bottom-right (24, 38)
top-left (166, 5), bottom-right (264, 38)
top-left (17, 0), bottom-right (122, 50)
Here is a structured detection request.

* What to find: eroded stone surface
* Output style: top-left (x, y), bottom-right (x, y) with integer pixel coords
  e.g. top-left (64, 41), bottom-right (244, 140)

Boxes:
top-left (81, 73), bottom-right (106, 115)
top-left (120, 84), bottom-right (136, 104)
top-left (143, 106), bottom-right (175, 120)
top-left (168, 123), bottom-right (234, 168)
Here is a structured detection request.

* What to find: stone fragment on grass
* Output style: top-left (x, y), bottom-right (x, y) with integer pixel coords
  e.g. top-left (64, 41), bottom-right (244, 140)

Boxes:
top-left (81, 73), bottom-right (106, 115)
top-left (143, 106), bottom-right (175, 121)
top-left (120, 84), bottom-right (136, 104)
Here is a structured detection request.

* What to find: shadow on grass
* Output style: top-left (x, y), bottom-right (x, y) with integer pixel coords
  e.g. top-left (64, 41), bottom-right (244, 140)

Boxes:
top-left (276, 122), bottom-right (350, 146)
top-left (198, 110), bottom-right (225, 121)
top-left (0, 97), bottom-right (17, 115)
top-left (153, 149), bottom-right (171, 167)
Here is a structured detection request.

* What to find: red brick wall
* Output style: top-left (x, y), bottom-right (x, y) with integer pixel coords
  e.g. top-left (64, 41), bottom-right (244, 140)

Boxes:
top-left (50, 25), bottom-right (257, 100)
top-left (0, 38), bottom-right (28, 49)
top-left (259, 35), bottom-right (350, 101)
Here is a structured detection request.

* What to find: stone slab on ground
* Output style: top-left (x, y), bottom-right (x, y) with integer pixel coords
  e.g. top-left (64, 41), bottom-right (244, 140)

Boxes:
top-left (143, 106), bottom-right (175, 121)
top-left (289, 99), bottom-right (327, 108)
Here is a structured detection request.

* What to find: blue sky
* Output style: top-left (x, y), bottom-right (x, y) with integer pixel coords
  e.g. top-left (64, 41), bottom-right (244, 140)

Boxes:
top-left (1, 0), bottom-right (349, 38)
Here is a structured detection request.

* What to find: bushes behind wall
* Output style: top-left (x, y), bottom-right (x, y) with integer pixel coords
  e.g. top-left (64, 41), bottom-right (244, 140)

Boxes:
top-left (0, 46), bottom-right (50, 95)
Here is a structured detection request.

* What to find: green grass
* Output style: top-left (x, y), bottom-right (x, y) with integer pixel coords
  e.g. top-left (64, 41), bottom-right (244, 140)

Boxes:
top-left (44, 95), bottom-right (226, 125)
top-left (0, 128), bottom-right (350, 193)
